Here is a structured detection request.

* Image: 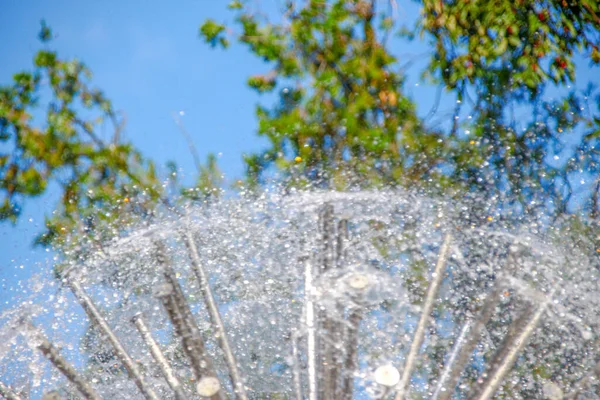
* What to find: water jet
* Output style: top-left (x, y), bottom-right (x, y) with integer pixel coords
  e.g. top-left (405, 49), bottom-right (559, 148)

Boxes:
top-left (1, 191), bottom-right (598, 399)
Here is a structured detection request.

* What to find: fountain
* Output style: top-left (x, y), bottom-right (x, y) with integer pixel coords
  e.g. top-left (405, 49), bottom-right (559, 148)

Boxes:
top-left (1, 190), bottom-right (599, 399)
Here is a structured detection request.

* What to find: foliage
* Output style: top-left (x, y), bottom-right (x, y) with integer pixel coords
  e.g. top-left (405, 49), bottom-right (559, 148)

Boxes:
top-left (0, 23), bottom-right (164, 247)
top-left (201, 1), bottom-right (451, 190)
top-left (197, 6), bottom-right (600, 395)
top-left (0, 5), bottom-right (598, 399)
top-left (420, 0), bottom-right (600, 90)
top-left (180, 153), bottom-right (224, 201)
top-left (0, 23), bottom-right (224, 248)
top-left (3, 2), bottom-right (600, 247)
top-left (418, 0), bottom-right (600, 217)
top-left (200, 0), bottom-right (600, 220)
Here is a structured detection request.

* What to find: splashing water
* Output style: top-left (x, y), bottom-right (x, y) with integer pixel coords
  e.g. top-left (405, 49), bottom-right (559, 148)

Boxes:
top-left (1, 189), bottom-right (599, 399)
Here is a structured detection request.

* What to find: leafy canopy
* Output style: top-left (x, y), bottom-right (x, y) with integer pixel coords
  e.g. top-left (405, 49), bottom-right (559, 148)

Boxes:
top-left (202, 1), bottom-right (452, 190)
top-left (200, 0), bottom-right (600, 220)
top-left (0, 23), bottom-right (163, 246)
top-left (1, 1), bottom-right (600, 249)
top-left (0, 23), bottom-right (227, 248)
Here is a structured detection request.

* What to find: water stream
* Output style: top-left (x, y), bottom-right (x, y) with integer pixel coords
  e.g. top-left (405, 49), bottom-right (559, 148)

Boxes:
top-left (1, 190), bottom-right (598, 399)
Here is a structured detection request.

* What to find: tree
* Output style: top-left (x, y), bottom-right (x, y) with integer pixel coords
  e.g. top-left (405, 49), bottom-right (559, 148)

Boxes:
top-left (200, 0), bottom-right (600, 219)
top-left (0, 22), bottom-right (163, 248)
top-left (419, 0), bottom-right (600, 218)
top-left (202, 1), bottom-right (451, 191)
top-left (3, 2), bottom-right (600, 246)
top-left (0, 4), bottom-right (599, 399)
top-left (195, 2), bottom-right (600, 397)
top-left (0, 23), bottom-right (225, 250)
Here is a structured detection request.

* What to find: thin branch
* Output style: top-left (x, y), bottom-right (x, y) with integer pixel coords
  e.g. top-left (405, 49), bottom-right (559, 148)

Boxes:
top-left (381, 0), bottom-right (397, 46)
top-left (432, 248), bottom-right (519, 400)
top-left (395, 233), bottom-right (452, 400)
top-left (181, 232), bottom-right (248, 400)
top-left (172, 112), bottom-right (203, 175)
top-left (153, 242), bottom-right (223, 399)
top-left (72, 116), bottom-right (106, 148)
top-left (424, 84), bottom-right (444, 122)
top-left (467, 301), bottom-right (549, 400)
top-left (450, 85), bottom-right (464, 138)
top-left (583, 3), bottom-right (600, 25)
top-left (69, 279), bottom-right (160, 400)
top-left (0, 381), bottom-right (23, 400)
top-left (37, 337), bottom-right (102, 399)
top-left (431, 317), bottom-right (475, 400)
top-left (131, 314), bottom-right (189, 400)
top-left (398, 51), bottom-right (433, 71)
top-left (157, 288), bottom-right (222, 400)
top-left (389, 0), bottom-right (398, 22)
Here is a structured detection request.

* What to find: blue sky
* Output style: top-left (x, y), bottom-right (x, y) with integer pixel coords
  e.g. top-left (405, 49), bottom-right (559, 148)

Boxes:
top-left (0, 2), bottom-right (599, 398)
top-left (0, 1), bottom-right (271, 308)
top-left (0, 0), bottom-right (444, 311)
top-left (1, 1), bottom-right (596, 312)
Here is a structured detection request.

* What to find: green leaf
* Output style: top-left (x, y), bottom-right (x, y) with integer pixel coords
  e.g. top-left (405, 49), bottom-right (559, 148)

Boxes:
top-left (228, 0), bottom-right (243, 10)
top-left (38, 20), bottom-right (53, 43)
top-left (495, 38), bottom-right (508, 56)
top-left (199, 20), bottom-right (228, 48)
top-left (508, 36), bottom-right (521, 48)
top-left (247, 74), bottom-right (276, 92)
